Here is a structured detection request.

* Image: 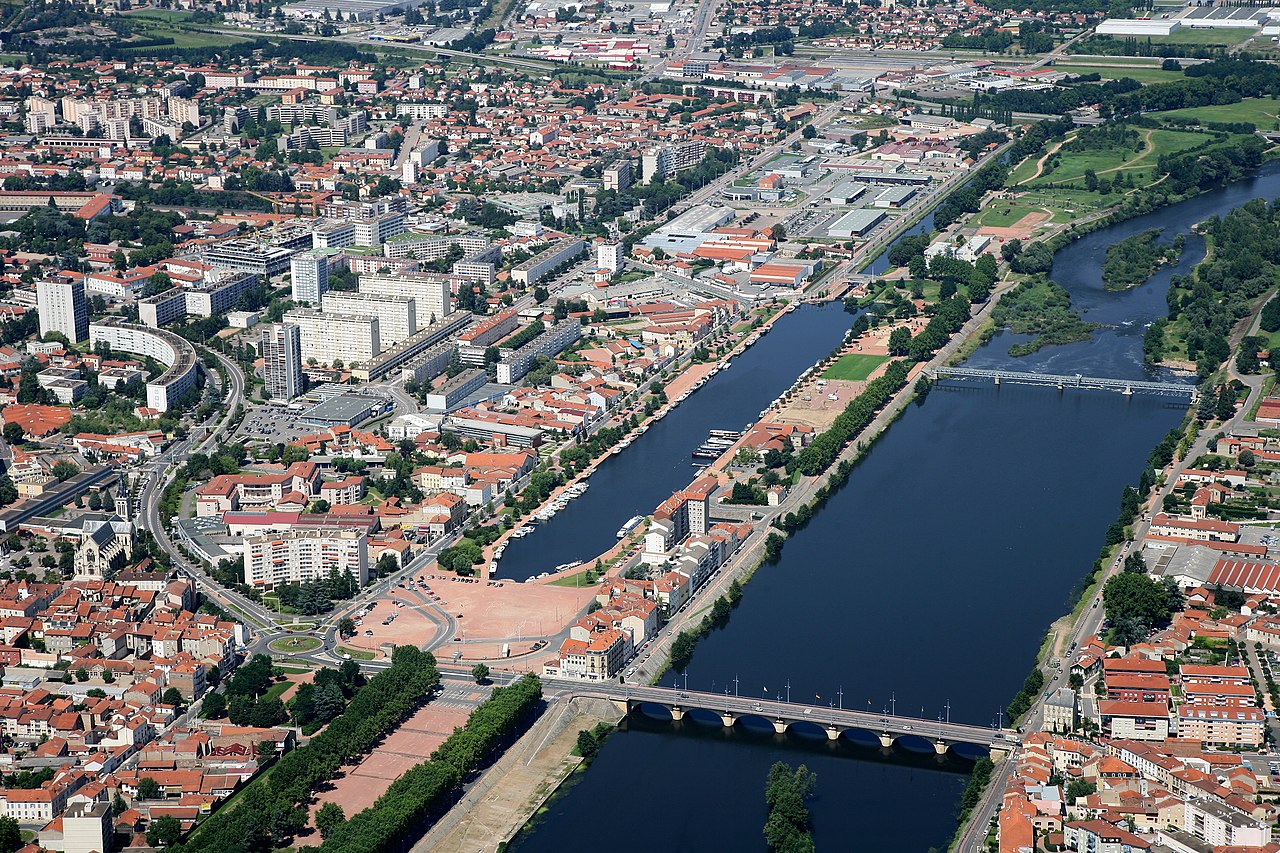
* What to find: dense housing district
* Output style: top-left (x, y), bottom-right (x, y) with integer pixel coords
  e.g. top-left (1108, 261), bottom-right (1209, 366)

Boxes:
top-left (1, 0), bottom-right (1280, 847)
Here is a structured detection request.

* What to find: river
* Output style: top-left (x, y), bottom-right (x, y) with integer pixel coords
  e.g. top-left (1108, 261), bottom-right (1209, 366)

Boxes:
top-left (508, 164), bottom-right (1280, 852)
top-left (496, 302), bottom-right (856, 583)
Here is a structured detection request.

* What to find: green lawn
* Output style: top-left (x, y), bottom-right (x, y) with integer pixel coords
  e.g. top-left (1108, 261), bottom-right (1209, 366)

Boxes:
top-left (1152, 27), bottom-right (1255, 45)
top-left (974, 203), bottom-right (1045, 227)
top-left (1054, 63), bottom-right (1185, 84)
top-left (268, 636), bottom-right (322, 654)
top-left (1155, 97), bottom-right (1280, 130)
top-left (337, 646), bottom-right (377, 661)
top-left (126, 8), bottom-right (195, 20)
top-left (550, 570), bottom-right (597, 587)
top-left (263, 680), bottom-right (292, 702)
top-left (822, 353), bottom-right (889, 381)
top-left (121, 20), bottom-right (250, 50)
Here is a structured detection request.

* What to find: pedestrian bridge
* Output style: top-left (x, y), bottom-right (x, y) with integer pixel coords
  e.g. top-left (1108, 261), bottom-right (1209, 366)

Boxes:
top-left (562, 683), bottom-right (1018, 756)
top-left (927, 366), bottom-right (1198, 401)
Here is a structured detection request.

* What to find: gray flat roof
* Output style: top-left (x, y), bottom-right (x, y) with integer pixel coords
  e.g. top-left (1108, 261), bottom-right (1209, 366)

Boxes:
top-left (302, 394), bottom-right (378, 426)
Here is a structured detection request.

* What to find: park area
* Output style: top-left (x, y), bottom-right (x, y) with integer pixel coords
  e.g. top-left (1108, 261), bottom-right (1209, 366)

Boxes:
top-left (1053, 62), bottom-right (1186, 84)
top-left (302, 694), bottom-right (483, 841)
top-left (1154, 97), bottom-right (1280, 131)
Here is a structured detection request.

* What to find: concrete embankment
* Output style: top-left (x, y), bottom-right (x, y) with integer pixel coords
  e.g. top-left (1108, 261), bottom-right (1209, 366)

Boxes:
top-left (411, 695), bottom-right (625, 853)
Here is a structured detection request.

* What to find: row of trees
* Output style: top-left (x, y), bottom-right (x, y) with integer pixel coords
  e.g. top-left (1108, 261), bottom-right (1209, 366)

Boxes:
top-left (795, 359), bottom-right (914, 477)
top-left (1163, 198), bottom-right (1279, 378)
top-left (305, 674), bottom-right (543, 852)
top-left (180, 647), bottom-right (441, 853)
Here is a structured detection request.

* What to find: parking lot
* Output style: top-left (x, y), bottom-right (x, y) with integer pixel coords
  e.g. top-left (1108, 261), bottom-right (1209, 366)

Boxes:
top-left (235, 403), bottom-right (316, 443)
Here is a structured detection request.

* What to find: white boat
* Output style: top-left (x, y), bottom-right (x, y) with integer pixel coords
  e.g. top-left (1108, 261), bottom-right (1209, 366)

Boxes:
top-left (616, 515), bottom-right (645, 538)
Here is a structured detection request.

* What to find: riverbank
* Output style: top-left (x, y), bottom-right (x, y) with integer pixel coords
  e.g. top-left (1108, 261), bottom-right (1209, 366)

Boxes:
top-left (409, 696), bottom-right (624, 853)
top-left (484, 301), bottom-right (792, 584)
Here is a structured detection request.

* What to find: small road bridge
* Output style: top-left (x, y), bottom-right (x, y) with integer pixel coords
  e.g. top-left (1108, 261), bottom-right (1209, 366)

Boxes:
top-left (927, 366), bottom-right (1198, 401)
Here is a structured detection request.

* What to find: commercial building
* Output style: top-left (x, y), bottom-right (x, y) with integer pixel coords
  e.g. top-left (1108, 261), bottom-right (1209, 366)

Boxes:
top-left (357, 272), bottom-right (451, 324)
top-left (242, 528), bottom-right (369, 590)
top-left (263, 323), bottom-right (304, 401)
top-left (88, 322), bottom-right (198, 412)
top-left (496, 319), bottom-right (582, 384)
top-left (828, 208), bottom-right (888, 239)
top-left (642, 205), bottom-right (735, 255)
top-left (321, 291), bottom-right (417, 346)
top-left (283, 309), bottom-right (380, 367)
top-left (510, 238), bottom-right (586, 287)
top-left (36, 279), bottom-right (88, 343)
top-left (204, 241), bottom-right (294, 277)
top-left (290, 252), bottom-right (329, 305)
top-left (641, 139), bottom-right (707, 183)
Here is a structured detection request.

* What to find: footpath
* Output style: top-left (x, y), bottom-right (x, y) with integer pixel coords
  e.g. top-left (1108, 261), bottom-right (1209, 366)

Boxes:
top-left (410, 696), bottom-right (623, 853)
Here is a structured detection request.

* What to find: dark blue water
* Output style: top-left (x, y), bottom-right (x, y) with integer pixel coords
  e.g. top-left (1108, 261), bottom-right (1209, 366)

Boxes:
top-left (497, 302), bottom-right (854, 582)
top-left (510, 164), bottom-right (1280, 852)
top-left (863, 211), bottom-right (936, 276)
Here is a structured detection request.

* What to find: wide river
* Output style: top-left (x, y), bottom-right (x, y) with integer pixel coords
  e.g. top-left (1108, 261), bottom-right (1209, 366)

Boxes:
top-left (508, 164), bottom-right (1280, 851)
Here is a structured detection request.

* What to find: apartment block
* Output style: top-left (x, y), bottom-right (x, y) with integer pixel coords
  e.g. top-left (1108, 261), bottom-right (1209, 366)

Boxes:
top-left (290, 252), bottom-right (329, 305)
top-left (36, 280), bottom-right (88, 343)
top-left (510, 238), bottom-right (585, 287)
top-left (283, 309), bottom-right (380, 366)
top-left (641, 139), bottom-right (707, 182)
top-left (357, 272), bottom-right (451, 324)
top-left (322, 291), bottom-right (417, 346)
top-left (242, 529), bottom-right (369, 590)
top-left (495, 319), bottom-right (582, 384)
top-left (263, 323), bottom-right (304, 401)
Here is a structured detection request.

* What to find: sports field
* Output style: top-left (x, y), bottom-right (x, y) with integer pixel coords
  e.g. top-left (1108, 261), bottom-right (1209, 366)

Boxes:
top-left (822, 353), bottom-right (888, 381)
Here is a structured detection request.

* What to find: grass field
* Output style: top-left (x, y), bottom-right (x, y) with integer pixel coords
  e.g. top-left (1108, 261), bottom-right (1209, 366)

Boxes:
top-left (122, 19), bottom-right (251, 50)
top-left (338, 645), bottom-right (377, 660)
top-left (1054, 63), bottom-right (1185, 84)
top-left (1022, 127), bottom-right (1214, 193)
top-left (268, 636), bottom-right (322, 654)
top-left (263, 680), bottom-right (293, 702)
top-left (1151, 27), bottom-right (1255, 45)
top-left (974, 203), bottom-right (1044, 227)
top-left (822, 353), bottom-right (889, 381)
top-left (550, 570), bottom-right (597, 587)
top-left (1155, 97), bottom-right (1280, 130)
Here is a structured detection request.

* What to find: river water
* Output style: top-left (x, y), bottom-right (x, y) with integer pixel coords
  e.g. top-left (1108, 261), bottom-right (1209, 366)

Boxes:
top-left (508, 165), bottom-right (1280, 852)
